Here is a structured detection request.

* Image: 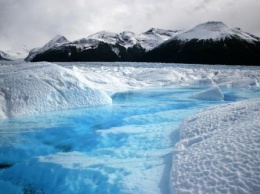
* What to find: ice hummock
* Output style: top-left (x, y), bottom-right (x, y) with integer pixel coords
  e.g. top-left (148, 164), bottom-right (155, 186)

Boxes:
top-left (190, 85), bottom-right (224, 101)
top-left (171, 98), bottom-right (260, 193)
top-left (0, 62), bottom-right (112, 119)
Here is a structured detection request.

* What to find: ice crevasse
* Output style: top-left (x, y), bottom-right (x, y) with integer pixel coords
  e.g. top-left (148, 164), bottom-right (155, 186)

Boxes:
top-left (0, 62), bottom-right (112, 119)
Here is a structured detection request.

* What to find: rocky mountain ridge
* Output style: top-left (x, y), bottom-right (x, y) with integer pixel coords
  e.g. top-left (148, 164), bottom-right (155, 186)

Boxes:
top-left (4, 21), bottom-right (260, 65)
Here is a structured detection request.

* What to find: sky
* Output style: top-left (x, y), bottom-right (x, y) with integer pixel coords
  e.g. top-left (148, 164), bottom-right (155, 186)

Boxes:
top-left (1, 0), bottom-right (260, 55)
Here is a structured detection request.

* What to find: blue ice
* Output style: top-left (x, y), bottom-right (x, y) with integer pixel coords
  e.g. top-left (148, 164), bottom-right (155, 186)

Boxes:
top-left (0, 87), bottom-right (258, 194)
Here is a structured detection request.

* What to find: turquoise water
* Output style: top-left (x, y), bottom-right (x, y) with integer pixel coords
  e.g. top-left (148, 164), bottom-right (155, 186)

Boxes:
top-left (0, 87), bottom-right (259, 194)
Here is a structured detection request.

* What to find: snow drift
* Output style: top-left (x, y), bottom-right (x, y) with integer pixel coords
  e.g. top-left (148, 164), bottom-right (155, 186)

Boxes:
top-left (171, 99), bottom-right (260, 194)
top-left (0, 62), bottom-right (112, 119)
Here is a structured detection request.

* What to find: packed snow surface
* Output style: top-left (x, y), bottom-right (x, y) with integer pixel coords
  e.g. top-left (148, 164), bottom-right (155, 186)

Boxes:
top-left (172, 99), bottom-right (260, 194)
top-left (0, 62), bottom-right (112, 119)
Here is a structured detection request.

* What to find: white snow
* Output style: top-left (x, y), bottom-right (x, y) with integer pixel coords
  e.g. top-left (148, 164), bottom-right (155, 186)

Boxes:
top-left (174, 21), bottom-right (258, 42)
top-left (58, 63), bottom-right (260, 94)
top-left (88, 29), bottom-right (180, 50)
top-left (26, 35), bottom-right (69, 61)
top-left (136, 28), bottom-right (180, 50)
top-left (70, 38), bottom-right (100, 50)
top-left (112, 47), bottom-right (120, 57)
top-left (0, 62), bottom-right (112, 119)
top-left (171, 99), bottom-right (260, 194)
top-left (88, 31), bottom-right (122, 46)
top-left (2, 45), bottom-right (30, 59)
top-left (0, 51), bottom-right (13, 61)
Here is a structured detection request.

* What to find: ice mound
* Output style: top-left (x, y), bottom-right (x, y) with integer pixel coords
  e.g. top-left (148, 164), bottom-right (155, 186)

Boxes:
top-left (171, 99), bottom-right (260, 194)
top-left (0, 62), bottom-right (112, 119)
top-left (189, 77), bottom-right (215, 88)
top-left (190, 85), bottom-right (224, 101)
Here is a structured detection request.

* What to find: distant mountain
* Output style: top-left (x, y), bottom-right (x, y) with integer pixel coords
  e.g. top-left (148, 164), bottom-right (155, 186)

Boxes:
top-left (25, 35), bottom-right (69, 61)
top-left (25, 21), bottom-right (260, 65)
top-left (0, 50), bottom-right (13, 61)
top-left (25, 29), bottom-right (179, 62)
top-left (142, 21), bottom-right (260, 65)
top-left (5, 46), bottom-right (30, 59)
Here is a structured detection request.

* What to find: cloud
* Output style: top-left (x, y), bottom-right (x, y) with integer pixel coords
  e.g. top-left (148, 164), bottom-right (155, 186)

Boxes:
top-left (0, 0), bottom-right (260, 52)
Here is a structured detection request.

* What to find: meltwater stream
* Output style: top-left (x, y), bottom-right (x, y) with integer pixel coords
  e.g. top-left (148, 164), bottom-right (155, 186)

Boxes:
top-left (0, 87), bottom-right (258, 194)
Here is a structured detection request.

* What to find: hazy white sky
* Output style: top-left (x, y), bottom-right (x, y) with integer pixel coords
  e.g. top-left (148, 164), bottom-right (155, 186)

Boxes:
top-left (1, 0), bottom-right (260, 52)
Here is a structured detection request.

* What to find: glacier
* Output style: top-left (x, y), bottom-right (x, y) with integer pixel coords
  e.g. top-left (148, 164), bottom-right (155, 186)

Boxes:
top-left (0, 61), bottom-right (259, 194)
top-left (0, 62), bottom-right (112, 119)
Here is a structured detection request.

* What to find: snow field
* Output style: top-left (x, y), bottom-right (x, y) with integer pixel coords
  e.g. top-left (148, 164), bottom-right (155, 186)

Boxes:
top-left (174, 21), bottom-right (258, 42)
top-left (65, 62), bottom-right (260, 94)
top-left (171, 99), bottom-right (260, 194)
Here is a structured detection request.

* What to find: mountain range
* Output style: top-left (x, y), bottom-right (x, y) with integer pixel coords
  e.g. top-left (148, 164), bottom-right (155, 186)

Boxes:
top-left (24, 28), bottom-right (179, 62)
top-left (0, 51), bottom-right (13, 61)
top-left (142, 22), bottom-right (260, 65)
top-left (2, 21), bottom-right (260, 65)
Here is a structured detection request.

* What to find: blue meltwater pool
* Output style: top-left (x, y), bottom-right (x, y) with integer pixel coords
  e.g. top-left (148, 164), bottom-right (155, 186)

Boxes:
top-left (0, 87), bottom-right (259, 194)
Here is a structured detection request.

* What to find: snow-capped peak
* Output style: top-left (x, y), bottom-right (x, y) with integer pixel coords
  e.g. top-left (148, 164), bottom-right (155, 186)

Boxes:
top-left (144, 28), bottom-right (179, 37)
top-left (41, 35), bottom-right (69, 50)
top-left (0, 50), bottom-right (13, 61)
top-left (25, 35), bottom-right (69, 61)
top-left (137, 28), bottom-right (180, 50)
top-left (88, 31), bottom-right (121, 45)
top-left (175, 21), bottom-right (258, 42)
